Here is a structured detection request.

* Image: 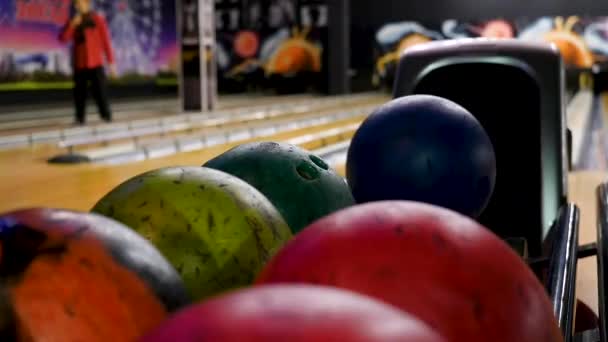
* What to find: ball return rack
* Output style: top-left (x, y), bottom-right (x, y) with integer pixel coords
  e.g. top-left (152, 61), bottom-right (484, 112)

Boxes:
top-left (534, 184), bottom-right (608, 342)
top-left (391, 38), bottom-right (604, 342)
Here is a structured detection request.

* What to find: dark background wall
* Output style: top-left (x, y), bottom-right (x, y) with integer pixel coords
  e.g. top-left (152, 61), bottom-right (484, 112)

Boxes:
top-left (350, 0), bottom-right (608, 72)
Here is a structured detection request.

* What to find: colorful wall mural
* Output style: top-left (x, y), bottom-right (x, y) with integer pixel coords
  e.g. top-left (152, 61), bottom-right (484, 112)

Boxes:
top-left (0, 0), bottom-right (179, 91)
top-left (215, 0), bottom-right (328, 93)
top-left (374, 16), bottom-right (608, 88)
top-left (0, 0), bottom-right (328, 94)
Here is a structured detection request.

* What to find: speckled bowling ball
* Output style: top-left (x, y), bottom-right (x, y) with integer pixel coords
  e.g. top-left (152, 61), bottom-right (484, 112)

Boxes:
top-left (92, 166), bottom-right (292, 300)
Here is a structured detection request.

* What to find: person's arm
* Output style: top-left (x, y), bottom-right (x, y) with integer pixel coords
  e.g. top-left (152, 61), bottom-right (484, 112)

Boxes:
top-left (97, 15), bottom-right (115, 65)
top-left (59, 15), bottom-right (81, 42)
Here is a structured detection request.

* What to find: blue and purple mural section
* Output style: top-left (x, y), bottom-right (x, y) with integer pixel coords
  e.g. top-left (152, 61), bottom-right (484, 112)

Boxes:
top-left (374, 16), bottom-right (608, 88)
top-left (0, 0), bottom-right (178, 90)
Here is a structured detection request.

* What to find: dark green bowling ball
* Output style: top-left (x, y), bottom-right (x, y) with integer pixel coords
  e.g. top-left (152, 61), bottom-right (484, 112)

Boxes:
top-left (204, 142), bottom-right (355, 233)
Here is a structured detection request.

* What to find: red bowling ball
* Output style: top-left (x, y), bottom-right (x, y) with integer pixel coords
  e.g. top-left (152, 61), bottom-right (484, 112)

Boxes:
top-left (142, 285), bottom-right (446, 342)
top-left (257, 201), bottom-right (563, 342)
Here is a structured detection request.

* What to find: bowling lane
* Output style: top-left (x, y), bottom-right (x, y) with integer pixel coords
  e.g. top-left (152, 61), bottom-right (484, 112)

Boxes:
top-left (0, 95), bottom-right (384, 165)
top-left (569, 93), bottom-right (608, 314)
top-left (0, 111), bottom-right (365, 213)
top-left (87, 105), bottom-right (374, 164)
top-left (569, 90), bottom-right (595, 169)
top-left (76, 96), bottom-right (381, 158)
top-left (599, 94), bottom-right (608, 167)
top-left (576, 93), bottom-right (608, 170)
top-left (569, 171), bottom-right (606, 316)
top-left (0, 98), bottom-right (182, 136)
top-left (0, 93), bottom-right (316, 135)
top-left (571, 91), bottom-right (608, 172)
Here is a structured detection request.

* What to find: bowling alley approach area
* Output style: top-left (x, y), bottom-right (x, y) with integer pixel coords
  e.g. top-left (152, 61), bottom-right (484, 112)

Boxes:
top-left (7, 1), bottom-right (608, 342)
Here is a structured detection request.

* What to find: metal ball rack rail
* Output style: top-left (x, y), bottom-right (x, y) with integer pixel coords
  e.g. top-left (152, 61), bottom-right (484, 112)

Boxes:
top-left (551, 186), bottom-right (608, 342)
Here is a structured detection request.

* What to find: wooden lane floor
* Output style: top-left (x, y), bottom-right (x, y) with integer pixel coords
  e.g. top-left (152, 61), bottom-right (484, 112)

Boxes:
top-left (570, 172), bottom-right (607, 315)
top-left (0, 116), bottom-right (362, 213)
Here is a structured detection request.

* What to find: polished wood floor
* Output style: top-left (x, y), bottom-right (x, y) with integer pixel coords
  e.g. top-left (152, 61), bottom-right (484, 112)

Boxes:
top-left (0, 100), bottom-right (375, 212)
top-left (0, 93), bottom-right (605, 316)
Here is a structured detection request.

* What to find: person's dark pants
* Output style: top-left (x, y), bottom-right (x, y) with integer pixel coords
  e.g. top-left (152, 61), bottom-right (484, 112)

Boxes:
top-left (73, 66), bottom-right (112, 124)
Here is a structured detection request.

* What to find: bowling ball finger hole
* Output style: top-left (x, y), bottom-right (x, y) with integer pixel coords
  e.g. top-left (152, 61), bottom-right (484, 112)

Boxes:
top-left (296, 162), bottom-right (320, 181)
top-left (309, 155), bottom-right (329, 170)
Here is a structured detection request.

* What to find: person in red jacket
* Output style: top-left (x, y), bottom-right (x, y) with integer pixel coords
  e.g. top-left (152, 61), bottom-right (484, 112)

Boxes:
top-left (59, 0), bottom-right (116, 125)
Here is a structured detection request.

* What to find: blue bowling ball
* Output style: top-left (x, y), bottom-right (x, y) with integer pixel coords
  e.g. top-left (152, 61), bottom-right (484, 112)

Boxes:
top-left (346, 95), bottom-right (496, 218)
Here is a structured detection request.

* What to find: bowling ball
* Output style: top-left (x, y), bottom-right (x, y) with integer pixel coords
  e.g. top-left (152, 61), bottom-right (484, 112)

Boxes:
top-left (0, 208), bottom-right (188, 341)
top-left (346, 95), bottom-right (496, 218)
top-left (142, 285), bottom-right (446, 342)
top-left (204, 142), bottom-right (355, 233)
top-left (92, 166), bottom-right (292, 300)
top-left (257, 201), bottom-right (562, 342)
